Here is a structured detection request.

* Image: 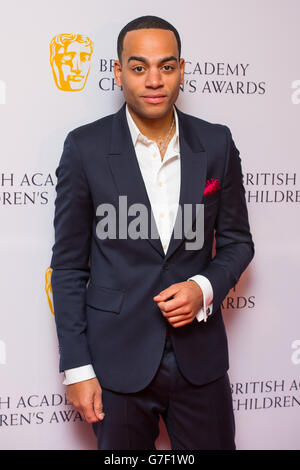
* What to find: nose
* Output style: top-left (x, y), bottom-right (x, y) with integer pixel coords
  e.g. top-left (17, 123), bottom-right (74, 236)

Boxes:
top-left (145, 67), bottom-right (163, 88)
top-left (71, 55), bottom-right (82, 74)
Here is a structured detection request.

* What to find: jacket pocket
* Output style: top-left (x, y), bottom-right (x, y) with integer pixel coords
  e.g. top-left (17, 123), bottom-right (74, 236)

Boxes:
top-left (86, 283), bottom-right (125, 314)
top-left (203, 191), bottom-right (220, 207)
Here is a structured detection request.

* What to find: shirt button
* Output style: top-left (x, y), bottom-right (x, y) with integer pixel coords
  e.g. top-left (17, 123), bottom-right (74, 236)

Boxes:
top-left (160, 212), bottom-right (165, 218)
top-left (158, 181), bottom-right (163, 187)
top-left (153, 153), bottom-right (157, 158)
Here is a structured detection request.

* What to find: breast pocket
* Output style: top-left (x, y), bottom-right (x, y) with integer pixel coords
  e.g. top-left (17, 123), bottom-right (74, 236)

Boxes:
top-left (203, 191), bottom-right (220, 208)
top-left (86, 283), bottom-right (125, 314)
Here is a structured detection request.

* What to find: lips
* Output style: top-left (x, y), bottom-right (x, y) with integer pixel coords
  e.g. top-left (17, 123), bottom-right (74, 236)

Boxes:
top-left (69, 76), bottom-right (84, 82)
top-left (142, 95), bottom-right (166, 104)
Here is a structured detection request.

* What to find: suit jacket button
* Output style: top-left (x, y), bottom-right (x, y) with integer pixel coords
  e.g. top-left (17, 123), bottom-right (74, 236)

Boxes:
top-left (163, 263), bottom-right (169, 270)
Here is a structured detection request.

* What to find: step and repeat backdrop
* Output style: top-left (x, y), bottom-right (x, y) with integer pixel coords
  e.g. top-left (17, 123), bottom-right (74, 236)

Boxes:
top-left (0, 0), bottom-right (299, 450)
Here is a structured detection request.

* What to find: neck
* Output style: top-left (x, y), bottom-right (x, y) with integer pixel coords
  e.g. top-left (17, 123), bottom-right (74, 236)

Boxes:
top-left (127, 105), bottom-right (175, 142)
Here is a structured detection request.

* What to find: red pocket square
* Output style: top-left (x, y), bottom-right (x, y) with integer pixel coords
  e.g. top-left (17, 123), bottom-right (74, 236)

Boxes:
top-left (204, 178), bottom-right (221, 196)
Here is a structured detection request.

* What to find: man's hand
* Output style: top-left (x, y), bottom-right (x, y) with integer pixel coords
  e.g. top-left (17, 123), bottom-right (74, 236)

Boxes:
top-left (153, 281), bottom-right (203, 328)
top-left (66, 377), bottom-right (105, 423)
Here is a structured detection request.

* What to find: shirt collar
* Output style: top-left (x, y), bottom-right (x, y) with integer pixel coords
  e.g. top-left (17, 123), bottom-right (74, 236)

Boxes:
top-left (125, 104), bottom-right (179, 152)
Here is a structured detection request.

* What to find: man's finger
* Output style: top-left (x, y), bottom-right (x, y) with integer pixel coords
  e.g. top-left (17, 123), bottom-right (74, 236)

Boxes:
top-left (167, 312), bottom-right (194, 324)
top-left (75, 405), bottom-right (85, 422)
top-left (81, 401), bottom-right (99, 423)
top-left (153, 284), bottom-right (179, 302)
top-left (93, 391), bottom-right (105, 421)
top-left (157, 297), bottom-right (185, 313)
top-left (171, 318), bottom-right (194, 328)
top-left (168, 313), bottom-right (195, 327)
top-left (161, 305), bottom-right (191, 318)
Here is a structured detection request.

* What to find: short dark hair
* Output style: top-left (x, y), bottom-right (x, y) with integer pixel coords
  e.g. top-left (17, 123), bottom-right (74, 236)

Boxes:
top-left (117, 15), bottom-right (181, 62)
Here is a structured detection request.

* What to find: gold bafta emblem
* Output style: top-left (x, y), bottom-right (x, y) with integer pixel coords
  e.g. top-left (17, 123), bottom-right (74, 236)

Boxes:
top-left (50, 34), bottom-right (94, 91)
top-left (45, 266), bottom-right (54, 315)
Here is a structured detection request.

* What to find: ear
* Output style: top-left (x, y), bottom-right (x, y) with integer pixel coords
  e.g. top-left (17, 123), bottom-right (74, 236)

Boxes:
top-left (179, 58), bottom-right (185, 85)
top-left (114, 60), bottom-right (123, 87)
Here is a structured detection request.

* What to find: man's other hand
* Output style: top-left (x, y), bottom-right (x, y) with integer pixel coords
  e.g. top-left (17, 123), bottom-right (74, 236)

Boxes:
top-left (153, 281), bottom-right (203, 328)
top-left (66, 377), bottom-right (105, 423)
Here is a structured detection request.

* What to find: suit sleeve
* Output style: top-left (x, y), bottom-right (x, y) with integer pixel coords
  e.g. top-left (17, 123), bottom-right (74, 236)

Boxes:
top-left (200, 127), bottom-right (254, 315)
top-left (50, 132), bottom-right (94, 372)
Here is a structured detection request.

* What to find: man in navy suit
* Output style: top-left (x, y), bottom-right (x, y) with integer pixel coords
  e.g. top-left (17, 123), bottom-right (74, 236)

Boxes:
top-left (50, 16), bottom-right (254, 450)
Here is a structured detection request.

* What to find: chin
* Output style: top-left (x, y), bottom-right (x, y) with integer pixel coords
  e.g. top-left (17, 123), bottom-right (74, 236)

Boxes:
top-left (126, 98), bottom-right (174, 120)
top-left (141, 104), bottom-right (173, 119)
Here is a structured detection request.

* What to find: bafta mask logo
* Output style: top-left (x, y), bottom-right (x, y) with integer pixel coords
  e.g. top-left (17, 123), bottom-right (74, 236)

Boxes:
top-left (0, 80), bottom-right (6, 104)
top-left (50, 34), bottom-right (94, 92)
top-left (45, 266), bottom-right (54, 315)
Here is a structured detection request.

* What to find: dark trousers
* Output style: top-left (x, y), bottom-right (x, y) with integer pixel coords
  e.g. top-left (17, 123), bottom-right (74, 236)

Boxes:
top-left (92, 335), bottom-right (235, 450)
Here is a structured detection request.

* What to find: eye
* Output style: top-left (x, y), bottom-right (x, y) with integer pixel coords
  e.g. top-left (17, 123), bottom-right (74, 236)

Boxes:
top-left (162, 64), bottom-right (174, 71)
top-left (80, 53), bottom-right (90, 62)
top-left (133, 65), bottom-right (145, 73)
top-left (60, 55), bottom-right (72, 64)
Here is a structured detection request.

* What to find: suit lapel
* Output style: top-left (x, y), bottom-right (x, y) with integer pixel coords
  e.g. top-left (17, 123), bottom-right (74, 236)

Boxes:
top-left (107, 104), bottom-right (164, 257)
top-left (107, 104), bottom-right (207, 260)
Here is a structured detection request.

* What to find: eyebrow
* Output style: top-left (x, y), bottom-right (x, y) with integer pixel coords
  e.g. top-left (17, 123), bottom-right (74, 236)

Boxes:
top-left (127, 55), bottom-right (178, 65)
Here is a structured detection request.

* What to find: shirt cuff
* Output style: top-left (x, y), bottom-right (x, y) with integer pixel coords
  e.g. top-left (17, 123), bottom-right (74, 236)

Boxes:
top-left (187, 274), bottom-right (213, 323)
top-left (63, 364), bottom-right (96, 385)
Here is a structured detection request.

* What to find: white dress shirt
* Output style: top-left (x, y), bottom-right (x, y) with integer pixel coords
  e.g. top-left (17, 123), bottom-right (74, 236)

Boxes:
top-left (62, 106), bottom-right (213, 385)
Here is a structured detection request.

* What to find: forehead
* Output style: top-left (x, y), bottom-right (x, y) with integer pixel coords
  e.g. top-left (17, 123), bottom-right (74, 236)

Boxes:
top-left (56, 42), bottom-right (91, 54)
top-left (122, 28), bottom-right (178, 59)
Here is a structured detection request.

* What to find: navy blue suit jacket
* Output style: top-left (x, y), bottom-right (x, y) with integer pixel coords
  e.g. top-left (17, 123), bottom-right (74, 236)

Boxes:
top-left (50, 104), bottom-right (254, 393)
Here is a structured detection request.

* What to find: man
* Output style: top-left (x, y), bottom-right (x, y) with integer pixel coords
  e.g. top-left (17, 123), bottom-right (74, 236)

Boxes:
top-left (50, 16), bottom-right (254, 450)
